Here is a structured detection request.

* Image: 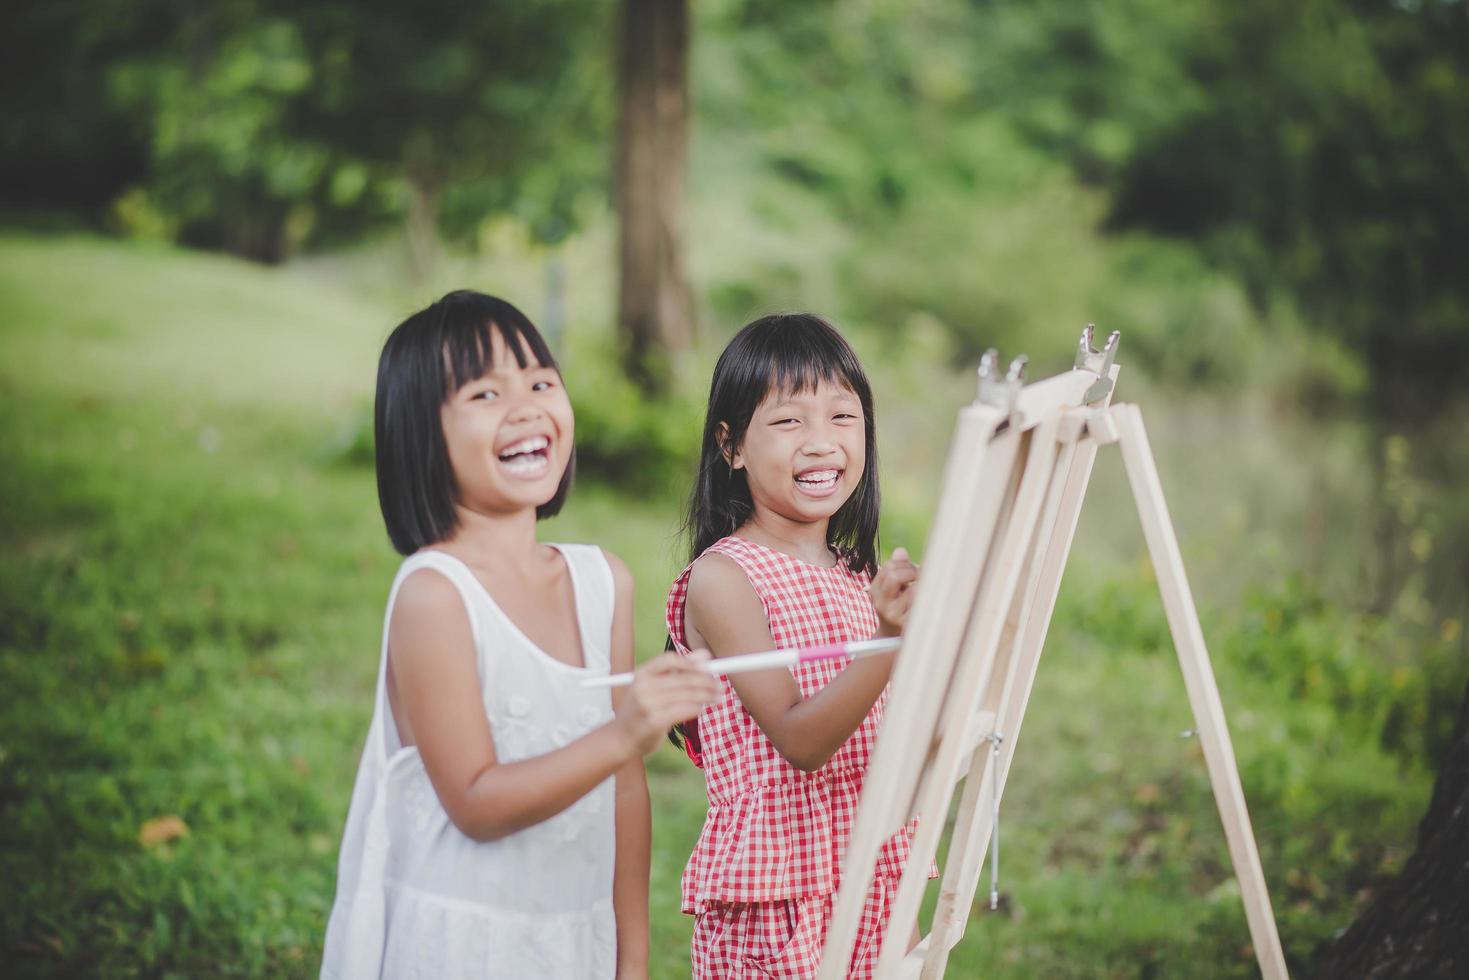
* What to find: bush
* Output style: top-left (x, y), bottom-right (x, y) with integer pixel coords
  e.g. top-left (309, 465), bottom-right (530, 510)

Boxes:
top-left (1227, 578), bottom-right (1464, 769)
top-left (566, 347), bottom-right (703, 499)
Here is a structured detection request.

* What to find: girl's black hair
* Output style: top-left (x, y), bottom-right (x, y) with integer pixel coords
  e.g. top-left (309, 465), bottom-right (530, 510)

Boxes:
top-left (669, 312), bottom-right (882, 759)
top-left (683, 312), bottom-right (880, 574)
top-left (375, 290), bottom-right (573, 555)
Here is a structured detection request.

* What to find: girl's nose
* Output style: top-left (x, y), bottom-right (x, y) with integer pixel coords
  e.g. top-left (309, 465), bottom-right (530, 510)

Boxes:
top-left (505, 401), bottom-right (544, 425)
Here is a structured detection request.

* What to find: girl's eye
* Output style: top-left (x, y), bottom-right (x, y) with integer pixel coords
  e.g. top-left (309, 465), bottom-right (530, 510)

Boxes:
top-left (772, 418), bottom-right (800, 426)
top-left (532, 380), bottom-right (554, 392)
top-left (473, 389), bottom-right (499, 401)
top-left (834, 413), bottom-right (858, 421)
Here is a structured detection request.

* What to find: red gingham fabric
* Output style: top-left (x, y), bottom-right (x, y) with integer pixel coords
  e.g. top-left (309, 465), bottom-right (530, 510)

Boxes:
top-left (690, 873), bottom-right (899, 979)
top-left (666, 536), bottom-right (923, 925)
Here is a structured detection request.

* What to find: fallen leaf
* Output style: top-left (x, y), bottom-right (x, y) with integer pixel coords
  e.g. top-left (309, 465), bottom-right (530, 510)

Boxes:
top-left (139, 815), bottom-right (189, 848)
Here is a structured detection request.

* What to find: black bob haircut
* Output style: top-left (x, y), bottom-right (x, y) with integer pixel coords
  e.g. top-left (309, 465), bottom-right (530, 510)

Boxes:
top-left (375, 290), bottom-right (573, 555)
top-left (684, 312), bottom-right (880, 575)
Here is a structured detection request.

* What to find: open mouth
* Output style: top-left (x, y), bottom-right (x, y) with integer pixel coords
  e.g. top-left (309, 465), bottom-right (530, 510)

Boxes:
top-left (497, 435), bottom-right (551, 478)
top-left (794, 467), bottom-right (841, 497)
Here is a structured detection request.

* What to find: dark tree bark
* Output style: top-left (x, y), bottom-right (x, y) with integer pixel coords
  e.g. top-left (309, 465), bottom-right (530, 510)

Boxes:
top-left (1311, 676), bottom-right (1469, 978)
top-left (615, 0), bottom-right (693, 395)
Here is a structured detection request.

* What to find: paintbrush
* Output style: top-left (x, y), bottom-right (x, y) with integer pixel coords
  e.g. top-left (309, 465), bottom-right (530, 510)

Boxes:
top-left (579, 636), bottom-right (902, 689)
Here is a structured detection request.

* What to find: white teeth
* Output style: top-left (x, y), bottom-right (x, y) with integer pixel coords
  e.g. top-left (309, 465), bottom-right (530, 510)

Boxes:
top-left (498, 435), bottom-right (549, 460)
top-left (795, 470), bottom-right (839, 490)
top-left (501, 453), bottom-right (549, 477)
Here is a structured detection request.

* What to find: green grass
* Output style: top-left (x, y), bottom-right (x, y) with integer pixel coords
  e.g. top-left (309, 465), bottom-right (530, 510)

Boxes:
top-left (0, 232), bottom-right (1452, 977)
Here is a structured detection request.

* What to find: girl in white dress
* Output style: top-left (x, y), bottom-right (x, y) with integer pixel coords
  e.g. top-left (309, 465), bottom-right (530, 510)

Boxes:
top-left (322, 291), bottom-right (719, 979)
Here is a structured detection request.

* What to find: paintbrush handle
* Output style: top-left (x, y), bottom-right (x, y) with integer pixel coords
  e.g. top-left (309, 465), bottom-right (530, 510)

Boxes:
top-left (579, 635), bottom-right (901, 689)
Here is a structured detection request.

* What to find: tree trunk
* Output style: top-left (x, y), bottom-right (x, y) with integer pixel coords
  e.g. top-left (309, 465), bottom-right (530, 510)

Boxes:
top-left (1311, 675), bottom-right (1469, 978)
top-left (615, 0), bottom-right (693, 395)
top-left (404, 176), bottom-right (440, 283)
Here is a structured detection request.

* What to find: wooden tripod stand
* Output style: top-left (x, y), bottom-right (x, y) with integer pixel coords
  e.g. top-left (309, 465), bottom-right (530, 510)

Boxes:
top-left (817, 329), bottom-right (1289, 979)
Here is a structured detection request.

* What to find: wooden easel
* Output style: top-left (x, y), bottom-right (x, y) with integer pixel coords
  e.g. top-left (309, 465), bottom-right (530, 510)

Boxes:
top-left (817, 329), bottom-right (1289, 979)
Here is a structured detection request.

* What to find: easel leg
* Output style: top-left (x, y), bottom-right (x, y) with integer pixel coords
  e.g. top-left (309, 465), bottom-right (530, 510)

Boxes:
top-left (818, 405), bottom-right (1010, 980)
top-left (923, 423), bottom-right (1101, 978)
top-left (873, 419), bottom-right (1064, 978)
top-left (1112, 404), bottom-right (1289, 980)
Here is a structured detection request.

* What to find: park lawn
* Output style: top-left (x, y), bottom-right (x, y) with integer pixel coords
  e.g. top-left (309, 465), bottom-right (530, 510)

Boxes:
top-left (1, 233), bottom-right (1438, 977)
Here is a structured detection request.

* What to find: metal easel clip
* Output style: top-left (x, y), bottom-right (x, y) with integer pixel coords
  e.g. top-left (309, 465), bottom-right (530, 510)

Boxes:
top-left (1073, 324), bottom-right (1120, 403)
top-left (977, 349), bottom-right (1025, 415)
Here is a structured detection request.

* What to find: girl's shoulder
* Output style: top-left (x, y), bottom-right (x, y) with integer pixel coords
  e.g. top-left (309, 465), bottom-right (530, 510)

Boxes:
top-left (594, 545), bottom-right (631, 588)
top-left (683, 536), bottom-right (783, 592)
top-left (579, 543), bottom-right (631, 603)
top-left (667, 541), bottom-right (770, 653)
top-left (702, 534), bottom-right (808, 569)
top-left (384, 551), bottom-right (488, 656)
top-left (391, 550), bottom-right (484, 607)
top-left (543, 541), bottom-right (621, 601)
top-left (684, 543), bottom-right (759, 595)
top-left (669, 538), bottom-right (763, 619)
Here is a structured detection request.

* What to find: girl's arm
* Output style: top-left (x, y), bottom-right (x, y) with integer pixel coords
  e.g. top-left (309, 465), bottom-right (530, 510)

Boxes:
top-left (606, 552), bottom-right (651, 980)
top-left (387, 568), bottom-right (716, 843)
top-left (683, 551), bottom-right (918, 772)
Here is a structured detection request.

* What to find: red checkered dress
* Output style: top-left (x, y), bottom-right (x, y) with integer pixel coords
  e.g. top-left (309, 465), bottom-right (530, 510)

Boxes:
top-left (667, 536), bottom-right (924, 978)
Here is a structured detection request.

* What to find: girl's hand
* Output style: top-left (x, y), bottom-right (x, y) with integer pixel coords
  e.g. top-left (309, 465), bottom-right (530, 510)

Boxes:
top-left (613, 651), bottom-right (721, 756)
top-left (869, 547), bottom-right (919, 637)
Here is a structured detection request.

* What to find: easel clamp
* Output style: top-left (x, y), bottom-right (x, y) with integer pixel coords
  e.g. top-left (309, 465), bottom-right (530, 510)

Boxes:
top-left (1075, 323), bottom-right (1121, 403)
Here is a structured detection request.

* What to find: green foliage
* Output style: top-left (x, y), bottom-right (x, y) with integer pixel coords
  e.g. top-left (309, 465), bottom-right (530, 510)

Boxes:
top-left (1215, 581), bottom-right (1463, 956)
top-left (568, 347), bottom-right (704, 497)
top-left (1227, 579), bottom-right (1464, 770)
top-left (694, 0), bottom-right (1469, 421)
top-left (2, 0), bottom-right (609, 261)
top-left (1082, 0), bottom-right (1469, 419)
top-left (289, 0), bottom-right (611, 246)
top-left (108, 15), bottom-right (330, 260)
top-left (7, 0), bottom-right (1467, 441)
top-left (1013, 569), bottom-right (1463, 974)
top-left (693, 0), bottom-right (1270, 384)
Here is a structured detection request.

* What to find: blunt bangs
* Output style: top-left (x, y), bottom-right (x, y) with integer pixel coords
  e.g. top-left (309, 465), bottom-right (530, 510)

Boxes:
top-left (439, 293), bottom-right (556, 396)
top-left (763, 319), bottom-right (870, 406)
top-left (375, 290), bottom-right (573, 555)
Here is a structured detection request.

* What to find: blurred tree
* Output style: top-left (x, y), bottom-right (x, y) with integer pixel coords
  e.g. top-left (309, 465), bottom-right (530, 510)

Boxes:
top-left (286, 0), bottom-right (609, 274)
top-left (0, 1), bottom-right (151, 219)
top-left (3, 0), bottom-right (609, 264)
top-left (616, 0), bottom-right (693, 394)
top-left (1088, 0), bottom-right (1469, 611)
top-left (106, 7), bottom-right (331, 261)
top-left (886, 0), bottom-right (1469, 611)
top-left (1102, 0), bottom-right (1469, 426)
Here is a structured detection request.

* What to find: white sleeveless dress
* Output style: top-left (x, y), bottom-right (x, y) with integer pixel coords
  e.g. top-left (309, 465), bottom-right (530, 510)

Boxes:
top-left (321, 546), bottom-right (619, 979)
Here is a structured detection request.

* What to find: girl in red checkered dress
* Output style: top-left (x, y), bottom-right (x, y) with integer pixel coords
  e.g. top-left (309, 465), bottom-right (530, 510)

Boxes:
top-left (666, 313), bottom-right (927, 978)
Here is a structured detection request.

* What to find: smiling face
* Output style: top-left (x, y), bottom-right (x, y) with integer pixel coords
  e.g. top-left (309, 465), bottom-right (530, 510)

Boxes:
top-left (439, 329), bottom-right (574, 518)
top-left (726, 379), bottom-right (867, 529)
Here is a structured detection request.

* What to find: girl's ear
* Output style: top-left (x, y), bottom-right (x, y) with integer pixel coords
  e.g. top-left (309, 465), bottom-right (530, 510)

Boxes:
top-left (715, 422), bottom-right (743, 470)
